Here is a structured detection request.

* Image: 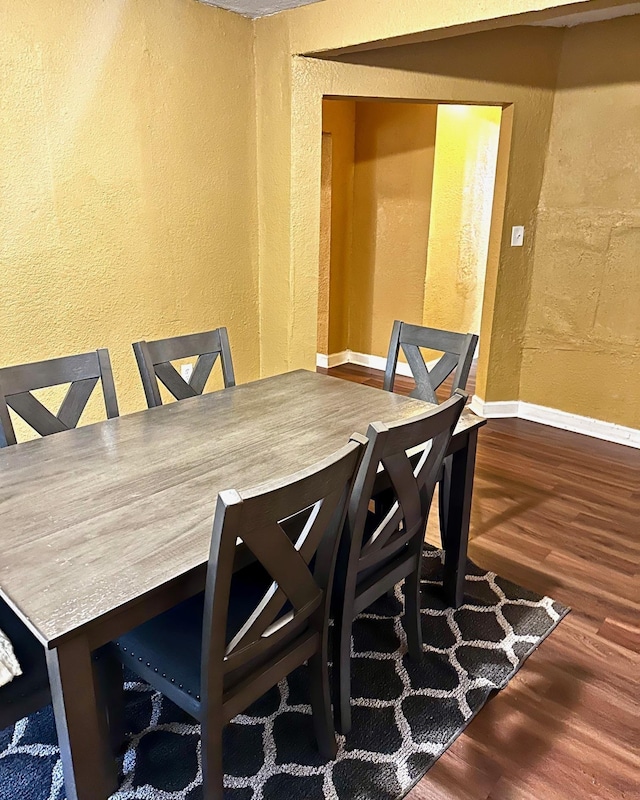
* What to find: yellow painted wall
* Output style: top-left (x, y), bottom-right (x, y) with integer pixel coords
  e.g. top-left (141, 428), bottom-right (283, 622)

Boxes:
top-left (522, 15), bottom-right (640, 427)
top-left (348, 101), bottom-right (438, 358)
top-left (283, 0), bottom-right (597, 56)
top-left (5, 0), bottom-right (633, 436)
top-left (423, 104), bottom-right (502, 336)
top-left (254, 21), bottom-right (563, 408)
top-left (321, 99), bottom-right (356, 355)
top-left (317, 133), bottom-right (333, 354)
top-left (0, 0), bottom-right (258, 435)
top-left (321, 99), bottom-right (437, 360)
top-left (253, 0), bottom-right (589, 383)
top-left (253, 15), bottom-right (293, 374)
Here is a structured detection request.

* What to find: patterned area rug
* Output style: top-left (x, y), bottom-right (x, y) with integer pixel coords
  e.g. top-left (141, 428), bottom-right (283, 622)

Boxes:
top-left (0, 548), bottom-right (568, 800)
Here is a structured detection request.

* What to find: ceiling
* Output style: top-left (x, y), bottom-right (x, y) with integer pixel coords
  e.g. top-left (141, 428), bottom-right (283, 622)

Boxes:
top-left (198, 0), bottom-right (325, 18)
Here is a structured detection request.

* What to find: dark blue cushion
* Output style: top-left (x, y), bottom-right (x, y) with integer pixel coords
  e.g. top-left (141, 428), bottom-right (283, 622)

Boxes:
top-left (114, 561), bottom-right (275, 703)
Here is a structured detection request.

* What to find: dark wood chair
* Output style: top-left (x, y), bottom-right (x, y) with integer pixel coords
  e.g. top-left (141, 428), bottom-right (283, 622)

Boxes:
top-left (0, 349), bottom-right (119, 448)
top-left (332, 392), bottom-right (466, 735)
top-left (107, 436), bottom-right (365, 799)
top-left (383, 321), bottom-right (478, 549)
top-left (133, 327), bottom-right (235, 409)
top-left (0, 348), bottom-right (119, 731)
top-left (383, 320), bottom-right (478, 404)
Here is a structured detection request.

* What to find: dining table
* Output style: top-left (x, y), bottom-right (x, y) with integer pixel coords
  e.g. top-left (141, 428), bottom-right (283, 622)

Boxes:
top-left (0, 369), bottom-right (485, 800)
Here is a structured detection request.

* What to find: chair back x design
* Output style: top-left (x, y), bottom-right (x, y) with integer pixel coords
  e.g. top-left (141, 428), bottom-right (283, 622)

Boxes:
top-left (332, 392), bottom-right (466, 734)
top-left (384, 320), bottom-right (478, 404)
top-left (133, 327), bottom-right (235, 409)
top-left (0, 347), bottom-right (119, 730)
top-left (204, 435), bottom-right (365, 709)
top-left (108, 435), bottom-right (365, 799)
top-left (0, 349), bottom-right (119, 448)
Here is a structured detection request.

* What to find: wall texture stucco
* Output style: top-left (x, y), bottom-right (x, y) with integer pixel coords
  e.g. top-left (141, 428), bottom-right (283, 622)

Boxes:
top-left (321, 99), bottom-right (357, 355)
top-left (320, 100), bottom-right (502, 366)
top-left (348, 101), bottom-right (438, 359)
top-left (317, 131), bottom-right (333, 355)
top-left (253, 0), bottom-right (596, 382)
top-left (424, 105), bottom-right (502, 338)
top-left (522, 15), bottom-right (640, 427)
top-left (256, 23), bottom-right (563, 404)
top-left (284, 0), bottom-right (599, 54)
top-left (4, 0), bottom-right (637, 437)
top-left (0, 0), bottom-right (259, 433)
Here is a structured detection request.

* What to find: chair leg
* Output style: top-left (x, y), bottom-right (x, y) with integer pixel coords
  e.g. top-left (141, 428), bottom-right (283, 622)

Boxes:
top-left (201, 711), bottom-right (225, 800)
top-left (438, 458), bottom-right (452, 548)
top-left (331, 594), bottom-right (355, 737)
top-left (404, 560), bottom-right (423, 661)
top-left (308, 646), bottom-right (337, 760)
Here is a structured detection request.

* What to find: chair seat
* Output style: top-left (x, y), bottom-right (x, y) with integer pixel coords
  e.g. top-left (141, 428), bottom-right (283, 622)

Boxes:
top-left (114, 562), bottom-right (275, 704)
top-left (0, 600), bottom-right (50, 730)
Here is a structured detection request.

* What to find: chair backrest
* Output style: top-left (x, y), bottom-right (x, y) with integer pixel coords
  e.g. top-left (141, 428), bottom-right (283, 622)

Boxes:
top-left (0, 349), bottom-right (119, 448)
top-left (201, 435), bottom-right (365, 704)
top-left (383, 320), bottom-right (478, 404)
top-left (133, 327), bottom-right (235, 408)
top-left (346, 392), bottom-right (466, 580)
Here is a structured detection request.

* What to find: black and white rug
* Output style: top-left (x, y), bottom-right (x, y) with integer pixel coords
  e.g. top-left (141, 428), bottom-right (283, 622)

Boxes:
top-left (0, 548), bottom-right (568, 800)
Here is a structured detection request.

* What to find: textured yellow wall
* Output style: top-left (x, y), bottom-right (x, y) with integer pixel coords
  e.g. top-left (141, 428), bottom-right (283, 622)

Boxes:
top-left (254, 0), bottom-right (584, 381)
top-left (320, 100), bottom-right (437, 360)
top-left (317, 133), bottom-right (333, 354)
top-left (254, 14), bottom-right (293, 374)
top-left (348, 102), bottom-right (438, 358)
top-left (424, 105), bottom-right (502, 336)
top-left (320, 100), bottom-right (499, 363)
top-left (284, 0), bottom-right (595, 55)
top-left (5, 0), bottom-right (632, 434)
top-left (255, 23), bottom-right (563, 406)
top-left (321, 100), bottom-right (356, 355)
top-left (522, 15), bottom-right (640, 427)
top-left (0, 0), bottom-right (258, 428)
top-left (323, 33), bottom-right (562, 404)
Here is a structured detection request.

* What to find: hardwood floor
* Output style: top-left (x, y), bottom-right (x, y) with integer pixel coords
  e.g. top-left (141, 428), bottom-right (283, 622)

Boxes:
top-left (323, 363), bottom-right (640, 800)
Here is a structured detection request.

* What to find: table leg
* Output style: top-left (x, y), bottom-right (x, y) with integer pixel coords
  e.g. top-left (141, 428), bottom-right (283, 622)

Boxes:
top-left (440, 428), bottom-right (479, 608)
top-left (46, 635), bottom-right (118, 800)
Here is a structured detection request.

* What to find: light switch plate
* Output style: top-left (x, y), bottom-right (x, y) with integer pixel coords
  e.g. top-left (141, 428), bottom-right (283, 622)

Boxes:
top-left (511, 226), bottom-right (525, 247)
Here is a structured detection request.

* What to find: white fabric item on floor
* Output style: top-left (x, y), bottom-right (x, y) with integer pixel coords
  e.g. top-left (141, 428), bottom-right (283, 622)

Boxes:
top-left (0, 628), bottom-right (21, 687)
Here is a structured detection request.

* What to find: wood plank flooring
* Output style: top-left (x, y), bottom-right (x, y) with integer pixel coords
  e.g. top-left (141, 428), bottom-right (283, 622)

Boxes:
top-left (322, 363), bottom-right (640, 800)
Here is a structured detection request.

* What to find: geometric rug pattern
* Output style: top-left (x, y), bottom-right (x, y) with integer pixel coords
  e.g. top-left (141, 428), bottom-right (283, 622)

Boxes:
top-left (0, 548), bottom-right (568, 800)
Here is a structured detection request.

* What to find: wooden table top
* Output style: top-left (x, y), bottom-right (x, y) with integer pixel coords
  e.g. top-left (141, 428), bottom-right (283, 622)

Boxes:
top-left (0, 370), bottom-right (483, 647)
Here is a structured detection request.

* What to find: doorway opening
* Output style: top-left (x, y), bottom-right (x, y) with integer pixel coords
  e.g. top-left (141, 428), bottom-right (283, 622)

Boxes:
top-left (316, 98), bottom-right (503, 384)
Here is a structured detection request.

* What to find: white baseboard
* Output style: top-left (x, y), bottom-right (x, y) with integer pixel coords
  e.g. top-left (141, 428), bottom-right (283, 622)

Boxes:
top-left (348, 350), bottom-right (414, 377)
top-left (318, 361), bottom-right (640, 449)
top-left (472, 395), bottom-right (640, 449)
top-left (470, 397), bottom-right (518, 418)
top-left (316, 350), bottom-right (414, 377)
top-left (316, 351), bottom-right (350, 369)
